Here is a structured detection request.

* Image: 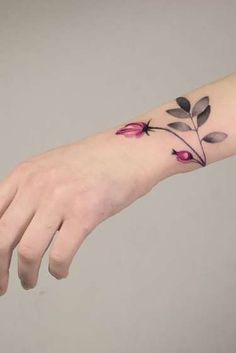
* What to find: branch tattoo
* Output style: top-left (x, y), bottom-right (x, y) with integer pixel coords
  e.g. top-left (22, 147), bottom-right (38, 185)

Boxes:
top-left (115, 96), bottom-right (228, 166)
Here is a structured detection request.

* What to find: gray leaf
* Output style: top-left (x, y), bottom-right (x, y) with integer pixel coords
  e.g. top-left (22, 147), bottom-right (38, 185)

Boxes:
top-left (202, 132), bottom-right (227, 143)
top-left (197, 105), bottom-right (211, 127)
top-left (166, 108), bottom-right (190, 118)
top-left (192, 96), bottom-right (209, 116)
top-left (168, 122), bottom-right (192, 131)
top-left (176, 97), bottom-right (191, 112)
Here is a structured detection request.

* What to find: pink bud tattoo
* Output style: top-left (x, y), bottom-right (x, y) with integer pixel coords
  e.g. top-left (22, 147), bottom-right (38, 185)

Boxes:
top-left (115, 122), bottom-right (150, 138)
top-left (172, 149), bottom-right (193, 163)
top-left (115, 96), bottom-right (228, 167)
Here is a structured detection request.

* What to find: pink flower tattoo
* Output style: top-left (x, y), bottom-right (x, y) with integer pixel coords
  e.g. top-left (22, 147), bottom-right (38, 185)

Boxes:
top-left (115, 122), bottom-right (154, 138)
top-left (115, 96), bottom-right (228, 167)
top-left (171, 149), bottom-right (194, 163)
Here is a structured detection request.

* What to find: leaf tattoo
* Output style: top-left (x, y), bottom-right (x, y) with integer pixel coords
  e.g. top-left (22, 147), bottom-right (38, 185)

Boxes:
top-left (167, 122), bottom-right (192, 131)
top-left (197, 105), bottom-right (211, 127)
top-left (202, 132), bottom-right (227, 143)
top-left (166, 108), bottom-right (190, 119)
top-left (192, 96), bottom-right (209, 116)
top-left (115, 95), bottom-right (228, 167)
top-left (176, 96), bottom-right (191, 112)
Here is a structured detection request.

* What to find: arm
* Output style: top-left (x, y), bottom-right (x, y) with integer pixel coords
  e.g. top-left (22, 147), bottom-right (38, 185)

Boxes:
top-left (0, 73), bottom-right (235, 295)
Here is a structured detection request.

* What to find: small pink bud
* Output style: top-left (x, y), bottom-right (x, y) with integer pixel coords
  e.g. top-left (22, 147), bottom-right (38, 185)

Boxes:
top-left (172, 149), bottom-right (193, 163)
top-left (115, 121), bottom-right (151, 138)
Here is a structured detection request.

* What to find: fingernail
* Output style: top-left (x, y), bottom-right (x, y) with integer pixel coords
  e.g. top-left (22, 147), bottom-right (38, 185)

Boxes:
top-left (21, 280), bottom-right (31, 290)
top-left (0, 275), bottom-right (9, 296)
top-left (0, 288), bottom-right (6, 296)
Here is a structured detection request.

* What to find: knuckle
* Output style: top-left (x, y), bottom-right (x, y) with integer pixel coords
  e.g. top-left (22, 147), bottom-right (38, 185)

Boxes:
top-left (24, 174), bottom-right (64, 202)
top-left (17, 243), bottom-right (38, 263)
top-left (0, 221), bottom-right (12, 255)
top-left (27, 173), bottom-right (45, 191)
top-left (72, 191), bottom-right (98, 214)
top-left (0, 239), bottom-right (10, 256)
top-left (49, 184), bottom-right (67, 202)
top-left (50, 252), bottom-right (66, 267)
top-left (0, 219), bottom-right (9, 232)
top-left (27, 168), bottom-right (58, 190)
top-left (49, 252), bottom-right (68, 279)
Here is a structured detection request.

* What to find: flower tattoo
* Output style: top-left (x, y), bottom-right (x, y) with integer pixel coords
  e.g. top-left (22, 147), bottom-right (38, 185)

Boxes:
top-left (115, 96), bottom-right (228, 167)
top-left (115, 122), bottom-right (150, 138)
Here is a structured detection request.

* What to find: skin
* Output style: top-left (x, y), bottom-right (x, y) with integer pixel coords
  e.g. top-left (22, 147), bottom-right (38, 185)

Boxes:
top-left (0, 73), bottom-right (235, 295)
top-left (0, 132), bottom-right (167, 293)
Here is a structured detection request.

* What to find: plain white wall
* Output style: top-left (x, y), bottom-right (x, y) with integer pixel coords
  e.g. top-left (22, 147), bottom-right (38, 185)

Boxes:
top-left (1, 1), bottom-right (236, 352)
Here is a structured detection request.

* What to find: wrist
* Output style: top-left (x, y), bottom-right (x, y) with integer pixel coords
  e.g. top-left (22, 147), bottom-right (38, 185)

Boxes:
top-left (113, 74), bottom-right (235, 190)
top-left (112, 110), bottom-right (200, 193)
top-left (105, 115), bottom-right (182, 195)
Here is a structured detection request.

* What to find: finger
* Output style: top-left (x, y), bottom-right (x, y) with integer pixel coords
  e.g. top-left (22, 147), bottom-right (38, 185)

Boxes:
top-left (17, 207), bottom-right (62, 290)
top-left (0, 273), bottom-right (9, 296)
top-left (0, 162), bottom-right (30, 217)
top-left (0, 190), bottom-right (35, 295)
top-left (48, 219), bottom-right (93, 279)
top-left (0, 176), bottom-right (18, 217)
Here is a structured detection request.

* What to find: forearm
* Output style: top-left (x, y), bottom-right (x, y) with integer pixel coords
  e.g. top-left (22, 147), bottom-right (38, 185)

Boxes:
top-left (108, 73), bottom-right (236, 191)
top-left (0, 72), bottom-right (235, 294)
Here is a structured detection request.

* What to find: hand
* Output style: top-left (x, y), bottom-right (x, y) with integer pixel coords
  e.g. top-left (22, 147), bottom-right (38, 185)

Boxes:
top-left (1, 73), bottom-right (235, 296)
top-left (0, 129), bottom-right (164, 294)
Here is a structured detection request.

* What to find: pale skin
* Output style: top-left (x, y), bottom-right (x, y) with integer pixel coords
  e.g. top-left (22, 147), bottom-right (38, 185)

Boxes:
top-left (0, 73), bottom-right (235, 295)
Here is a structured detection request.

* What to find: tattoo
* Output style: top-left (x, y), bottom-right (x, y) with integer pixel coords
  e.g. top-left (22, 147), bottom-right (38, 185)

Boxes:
top-left (115, 96), bottom-right (228, 167)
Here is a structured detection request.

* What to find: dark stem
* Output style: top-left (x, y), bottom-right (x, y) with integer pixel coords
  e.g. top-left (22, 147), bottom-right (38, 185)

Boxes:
top-left (190, 115), bottom-right (207, 164)
top-left (149, 126), bottom-right (206, 166)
